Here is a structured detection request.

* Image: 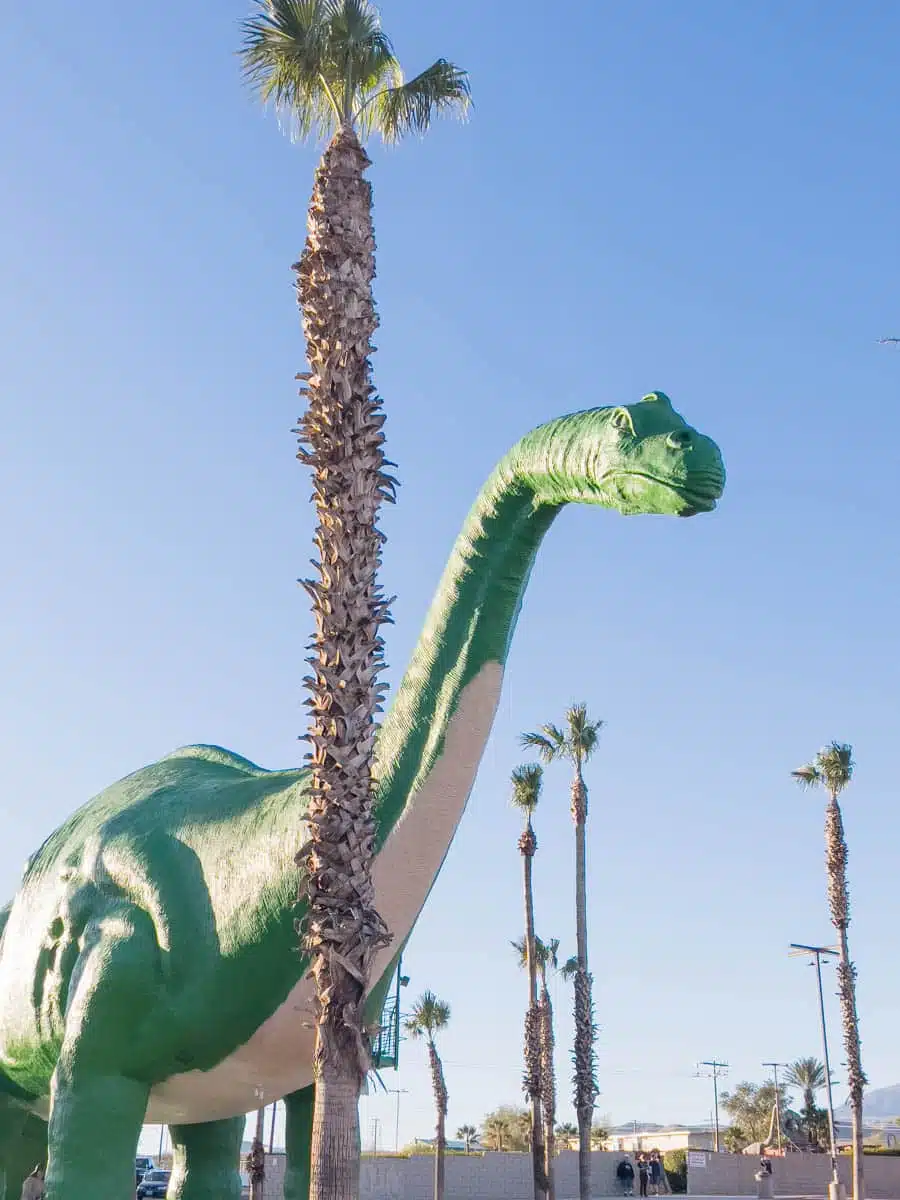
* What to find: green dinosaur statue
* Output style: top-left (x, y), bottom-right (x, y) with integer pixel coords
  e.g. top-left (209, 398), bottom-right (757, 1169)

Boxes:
top-left (0, 392), bottom-right (724, 1200)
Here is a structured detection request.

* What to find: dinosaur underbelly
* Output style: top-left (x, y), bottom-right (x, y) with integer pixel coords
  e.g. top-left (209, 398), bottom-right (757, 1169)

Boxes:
top-left (145, 663), bottom-right (503, 1125)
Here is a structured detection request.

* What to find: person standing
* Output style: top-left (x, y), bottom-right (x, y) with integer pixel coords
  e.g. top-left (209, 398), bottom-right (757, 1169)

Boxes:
top-left (616, 1156), bottom-right (635, 1197)
top-left (648, 1152), bottom-right (663, 1196)
top-left (638, 1155), bottom-right (649, 1198)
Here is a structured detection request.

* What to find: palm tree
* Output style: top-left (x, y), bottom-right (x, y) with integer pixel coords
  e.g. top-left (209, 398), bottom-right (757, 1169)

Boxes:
top-left (240, 8), bottom-right (469, 1200)
top-left (784, 1058), bottom-right (827, 1146)
top-left (539, 938), bottom-right (561, 1198)
top-left (405, 991), bottom-right (451, 1200)
top-left (555, 1123), bottom-right (578, 1150)
top-left (248, 1107), bottom-right (266, 1200)
top-left (513, 935), bottom-right (562, 1200)
top-left (456, 1125), bottom-right (477, 1154)
top-left (511, 763), bottom-right (547, 1200)
top-left (590, 1125), bottom-right (609, 1150)
top-left (523, 704), bottom-right (604, 1200)
top-left (482, 1114), bottom-right (507, 1152)
top-left (793, 743), bottom-right (866, 1200)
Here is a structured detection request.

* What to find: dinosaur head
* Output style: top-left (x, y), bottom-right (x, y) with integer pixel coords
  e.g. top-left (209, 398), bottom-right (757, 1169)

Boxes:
top-left (518, 391), bottom-right (725, 517)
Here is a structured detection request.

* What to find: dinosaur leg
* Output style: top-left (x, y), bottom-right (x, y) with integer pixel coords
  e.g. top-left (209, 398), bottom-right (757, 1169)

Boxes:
top-left (284, 1086), bottom-right (314, 1200)
top-left (44, 905), bottom-right (158, 1200)
top-left (46, 1071), bottom-right (148, 1200)
top-left (168, 1116), bottom-right (244, 1200)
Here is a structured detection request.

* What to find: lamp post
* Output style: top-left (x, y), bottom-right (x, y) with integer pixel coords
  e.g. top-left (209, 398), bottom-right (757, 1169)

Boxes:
top-left (789, 943), bottom-right (841, 1196)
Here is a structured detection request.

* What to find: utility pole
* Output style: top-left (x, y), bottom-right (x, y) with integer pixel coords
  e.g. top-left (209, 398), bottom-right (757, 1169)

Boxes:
top-left (789, 944), bottom-right (841, 1197)
top-left (269, 1101), bottom-right (278, 1154)
top-left (762, 1062), bottom-right (788, 1151)
top-left (389, 1088), bottom-right (409, 1151)
top-left (698, 1061), bottom-right (729, 1153)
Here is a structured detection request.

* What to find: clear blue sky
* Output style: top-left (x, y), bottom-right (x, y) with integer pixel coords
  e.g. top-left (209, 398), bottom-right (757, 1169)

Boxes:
top-left (1, 0), bottom-right (899, 1155)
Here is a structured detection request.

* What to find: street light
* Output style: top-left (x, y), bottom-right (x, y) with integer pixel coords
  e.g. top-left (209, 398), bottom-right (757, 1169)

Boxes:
top-left (789, 943), bottom-right (842, 1199)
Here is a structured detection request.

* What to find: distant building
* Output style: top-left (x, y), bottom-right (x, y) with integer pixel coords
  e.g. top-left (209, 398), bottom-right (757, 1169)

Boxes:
top-left (413, 1138), bottom-right (483, 1153)
top-left (606, 1126), bottom-right (717, 1153)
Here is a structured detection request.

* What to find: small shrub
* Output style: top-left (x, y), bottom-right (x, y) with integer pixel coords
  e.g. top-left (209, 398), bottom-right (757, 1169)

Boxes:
top-left (663, 1149), bottom-right (687, 1194)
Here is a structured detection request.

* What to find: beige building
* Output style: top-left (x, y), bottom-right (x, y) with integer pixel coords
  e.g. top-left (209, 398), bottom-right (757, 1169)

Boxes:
top-left (607, 1126), bottom-right (717, 1153)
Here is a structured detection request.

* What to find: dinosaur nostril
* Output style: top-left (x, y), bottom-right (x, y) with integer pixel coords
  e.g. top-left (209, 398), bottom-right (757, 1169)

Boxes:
top-left (667, 430), bottom-right (691, 450)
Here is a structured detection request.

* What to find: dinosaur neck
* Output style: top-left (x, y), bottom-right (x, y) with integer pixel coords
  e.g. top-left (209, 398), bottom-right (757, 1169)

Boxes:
top-left (375, 458), bottom-right (560, 839)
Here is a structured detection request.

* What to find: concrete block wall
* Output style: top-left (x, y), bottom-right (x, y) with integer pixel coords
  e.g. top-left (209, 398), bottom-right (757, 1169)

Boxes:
top-left (260, 1148), bottom-right (627, 1200)
top-left (686, 1149), bottom-right (900, 1198)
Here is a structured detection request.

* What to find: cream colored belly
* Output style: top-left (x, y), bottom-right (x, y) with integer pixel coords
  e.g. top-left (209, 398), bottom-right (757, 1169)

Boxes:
top-left (144, 664), bottom-right (503, 1125)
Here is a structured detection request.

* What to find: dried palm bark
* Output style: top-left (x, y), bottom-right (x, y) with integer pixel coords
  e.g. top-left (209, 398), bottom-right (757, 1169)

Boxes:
top-left (539, 973), bottom-right (557, 1200)
top-left (294, 124), bottom-right (395, 1200)
top-left (571, 770), bottom-right (597, 1200)
top-left (519, 823), bottom-right (547, 1200)
top-left (825, 798), bottom-right (866, 1200)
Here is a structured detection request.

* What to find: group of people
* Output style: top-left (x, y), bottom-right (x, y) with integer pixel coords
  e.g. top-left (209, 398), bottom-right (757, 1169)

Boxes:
top-left (616, 1151), bottom-right (669, 1197)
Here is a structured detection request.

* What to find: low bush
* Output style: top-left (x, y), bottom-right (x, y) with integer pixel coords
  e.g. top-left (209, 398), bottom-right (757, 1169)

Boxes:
top-left (663, 1149), bottom-right (687, 1194)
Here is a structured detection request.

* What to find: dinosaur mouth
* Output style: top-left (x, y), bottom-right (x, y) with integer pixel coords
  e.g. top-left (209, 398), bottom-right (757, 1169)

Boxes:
top-left (616, 469), bottom-right (725, 514)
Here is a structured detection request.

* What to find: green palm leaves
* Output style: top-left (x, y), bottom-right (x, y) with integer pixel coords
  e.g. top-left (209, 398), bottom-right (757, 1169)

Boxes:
top-left (404, 990), bottom-right (451, 1042)
top-left (240, 0), bottom-right (470, 141)
top-left (511, 764), bottom-right (544, 820)
top-left (522, 704), bottom-right (604, 771)
top-left (792, 742), bottom-right (854, 799)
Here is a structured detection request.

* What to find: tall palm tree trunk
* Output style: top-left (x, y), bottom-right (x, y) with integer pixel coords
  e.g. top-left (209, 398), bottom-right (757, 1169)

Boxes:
top-left (825, 797), bottom-right (865, 1200)
top-left (294, 124), bottom-right (394, 1200)
top-left (571, 767), bottom-right (595, 1200)
top-left (249, 1107), bottom-right (266, 1200)
top-left (521, 825), bottom-right (547, 1200)
top-left (539, 965), bottom-right (557, 1200)
top-left (428, 1040), bottom-right (449, 1200)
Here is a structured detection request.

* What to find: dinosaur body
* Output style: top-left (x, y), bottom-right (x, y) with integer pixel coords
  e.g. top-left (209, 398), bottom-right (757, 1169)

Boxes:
top-left (0, 394), bottom-right (724, 1200)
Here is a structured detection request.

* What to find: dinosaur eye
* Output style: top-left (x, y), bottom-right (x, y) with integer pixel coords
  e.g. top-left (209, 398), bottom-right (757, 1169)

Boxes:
top-left (611, 408), bottom-right (635, 435)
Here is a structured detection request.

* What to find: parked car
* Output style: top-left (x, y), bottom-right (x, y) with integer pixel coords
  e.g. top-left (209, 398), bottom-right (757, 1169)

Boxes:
top-left (137, 1169), bottom-right (171, 1199)
top-left (135, 1157), bottom-right (155, 1186)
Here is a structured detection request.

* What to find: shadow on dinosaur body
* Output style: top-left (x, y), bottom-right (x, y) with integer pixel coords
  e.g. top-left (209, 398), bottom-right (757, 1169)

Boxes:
top-left (0, 393), bottom-right (725, 1200)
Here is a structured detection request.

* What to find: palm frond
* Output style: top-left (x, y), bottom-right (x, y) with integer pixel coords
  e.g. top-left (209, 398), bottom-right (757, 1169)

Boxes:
top-left (521, 724), bottom-right (565, 763)
top-left (793, 743), bottom-right (854, 796)
top-left (511, 936), bottom-right (527, 968)
top-left (510, 762), bottom-right (543, 815)
top-left (566, 702), bottom-right (604, 761)
top-left (791, 763), bottom-right (822, 789)
top-left (560, 955), bottom-right (579, 980)
top-left (544, 937), bottom-right (560, 971)
top-left (404, 988), bottom-right (451, 1038)
top-left (240, 0), bottom-right (342, 138)
top-left (512, 934), bottom-right (555, 970)
top-left (367, 58), bottom-right (471, 143)
top-left (784, 1057), bottom-right (827, 1093)
top-left (323, 0), bottom-right (398, 118)
top-left (816, 741), bottom-right (854, 795)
